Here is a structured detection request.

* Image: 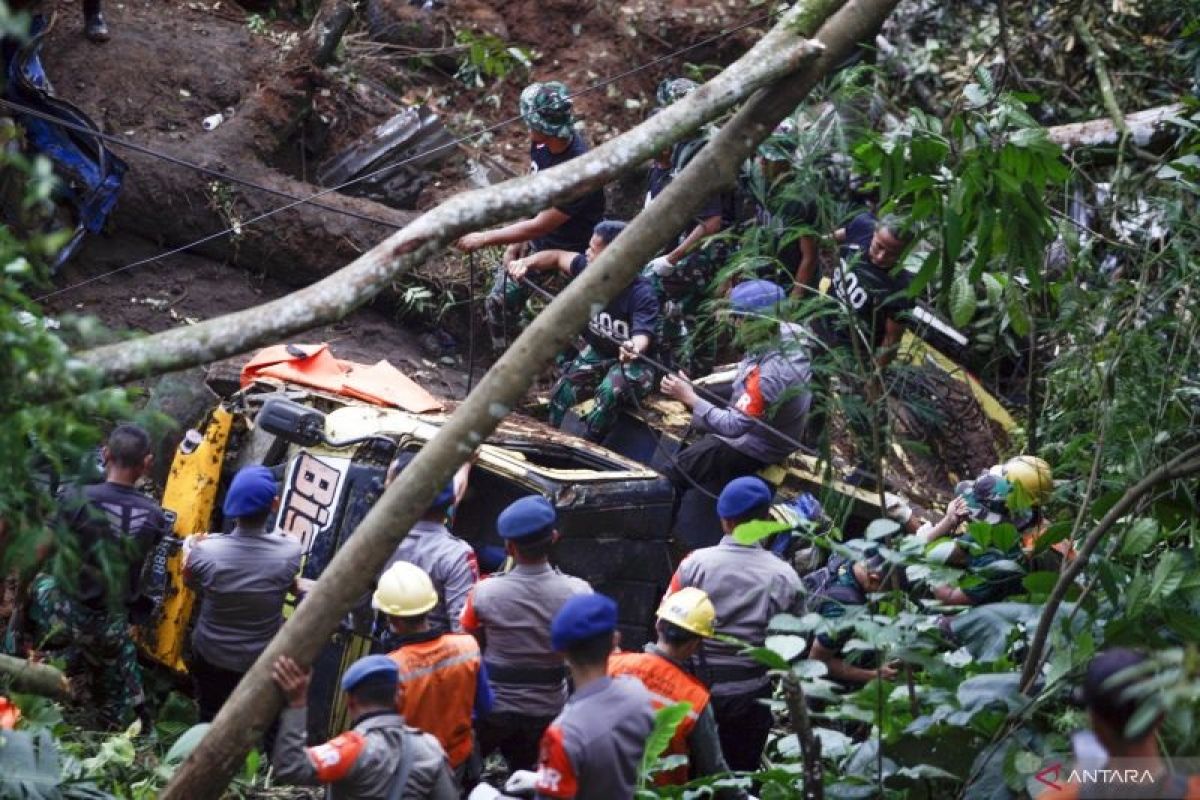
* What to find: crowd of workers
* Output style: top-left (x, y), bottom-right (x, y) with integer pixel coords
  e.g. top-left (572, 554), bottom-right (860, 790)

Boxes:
top-left (3, 75), bottom-right (1195, 800)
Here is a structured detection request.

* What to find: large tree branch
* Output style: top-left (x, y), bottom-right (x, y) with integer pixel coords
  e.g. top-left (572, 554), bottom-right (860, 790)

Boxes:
top-left (42, 19), bottom-right (823, 402)
top-left (161, 1), bottom-right (901, 796)
top-left (1045, 103), bottom-right (1184, 151)
top-left (0, 653), bottom-right (71, 701)
top-left (1019, 444), bottom-right (1200, 692)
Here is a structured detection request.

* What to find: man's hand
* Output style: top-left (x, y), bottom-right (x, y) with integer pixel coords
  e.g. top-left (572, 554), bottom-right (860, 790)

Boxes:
top-left (272, 656), bottom-right (312, 709)
top-left (943, 496), bottom-right (971, 529)
top-left (506, 258), bottom-right (529, 282)
top-left (877, 662), bottom-right (900, 681)
top-left (456, 232), bottom-right (490, 253)
top-left (618, 339), bottom-right (641, 364)
top-left (660, 371), bottom-right (698, 407)
top-left (647, 255), bottom-right (676, 277)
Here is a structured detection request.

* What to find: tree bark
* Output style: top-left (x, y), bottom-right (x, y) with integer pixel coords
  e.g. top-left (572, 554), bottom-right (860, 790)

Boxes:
top-left (0, 653), bottom-right (71, 701)
top-left (1044, 103), bottom-right (1184, 151)
top-left (1019, 444), bottom-right (1200, 692)
top-left (45, 14), bottom-right (827, 399)
top-left (161, 2), bottom-right (901, 797)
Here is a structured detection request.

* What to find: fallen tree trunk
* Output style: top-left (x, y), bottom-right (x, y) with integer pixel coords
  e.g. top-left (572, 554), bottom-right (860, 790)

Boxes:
top-left (1045, 103), bottom-right (1185, 151)
top-left (161, 2), bottom-right (902, 796)
top-left (0, 653), bottom-right (71, 701)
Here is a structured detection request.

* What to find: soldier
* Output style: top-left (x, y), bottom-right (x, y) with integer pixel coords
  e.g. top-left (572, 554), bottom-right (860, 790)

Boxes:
top-left (523, 593), bottom-right (654, 799)
top-left (272, 654), bottom-right (458, 799)
top-left (665, 477), bottom-right (803, 771)
top-left (381, 454), bottom-right (478, 636)
top-left (1038, 649), bottom-right (1200, 800)
top-left (28, 423), bottom-right (169, 729)
top-left (456, 81), bottom-right (606, 352)
top-left (660, 280), bottom-right (812, 549)
top-left (608, 587), bottom-right (737, 789)
top-left (375, 561), bottom-right (492, 786)
top-left (507, 219), bottom-right (659, 442)
top-left (459, 496), bottom-right (592, 772)
top-left (184, 466), bottom-right (302, 723)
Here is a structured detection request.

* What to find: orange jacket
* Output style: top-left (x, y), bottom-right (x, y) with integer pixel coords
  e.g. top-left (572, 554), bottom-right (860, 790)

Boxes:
top-left (389, 633), bottom-right (481, 768)
top-left (608, 650), bottom-right (710, 785)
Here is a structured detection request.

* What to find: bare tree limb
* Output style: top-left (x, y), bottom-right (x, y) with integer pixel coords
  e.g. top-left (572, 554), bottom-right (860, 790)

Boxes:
top-left (42, 20), bottom-right (824, 402)
top-left (1071, 16), bottom-right (1127, 138)
top-left (159, 2), bottom-right (903, 796)
top-left (1019, 444), bottom-right (1200, 692)
top-left (784, 675), bottom-right (824, 800)
top-left (1045, 103), bottom-right (1184, 150)
top-left (0, 653), bottom-right (71, 701)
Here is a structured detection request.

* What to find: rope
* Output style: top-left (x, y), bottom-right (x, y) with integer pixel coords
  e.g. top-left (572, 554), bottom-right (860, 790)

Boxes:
top-left (25, 9), bottom-right (776, 303)
top-left (465, 251), bottom-right (477, 394)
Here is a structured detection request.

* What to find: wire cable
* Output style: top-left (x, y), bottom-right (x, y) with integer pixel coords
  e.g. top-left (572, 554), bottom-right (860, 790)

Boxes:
top-left (26, 8), bottom-right (776, 303)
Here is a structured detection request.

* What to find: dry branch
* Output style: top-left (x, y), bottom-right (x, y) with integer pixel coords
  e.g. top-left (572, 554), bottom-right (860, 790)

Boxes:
top-left (161, 2), bottom-right (902, 796)
top-left (0, 653), bottom-right (71, 701)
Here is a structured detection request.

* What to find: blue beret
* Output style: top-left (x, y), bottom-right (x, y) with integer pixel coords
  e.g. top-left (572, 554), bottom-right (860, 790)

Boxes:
top-left (497, 495), bottom-right (557, 541)
top-left (341, 654), bottom-right (399, 693)
top-left (223, 465), bottom-right (278, 518)
top-left (389, 453), bottom-right (455, 510)
top-left (551, 593), bottom-right (618, 651)
top-left (717, 476), bottom-right (773, 520)
top-left (730, 280), bottom-right (786, 314)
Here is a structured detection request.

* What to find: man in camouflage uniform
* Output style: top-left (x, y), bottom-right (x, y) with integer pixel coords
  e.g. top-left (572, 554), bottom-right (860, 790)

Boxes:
top-left (643, 77), bottom-right (731, 374)
top-left (456, 81), bottom-right (606, 353)
top-left (29, 424), bottom-right (169, 728)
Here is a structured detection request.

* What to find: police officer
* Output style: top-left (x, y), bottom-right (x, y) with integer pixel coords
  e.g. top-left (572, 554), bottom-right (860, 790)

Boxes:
top-left (28, 423), bottom-right (169, 729)
top-left (456, 81), bottom-right (606, 352)
top-left (382, 454), bottom-right (478, 637)
top-left (459, 496), bottom-right (592, 772)
top-left (608, 587), bottom-right (735, 788)
top-left (376, 561), bottom-right (492, 785)
top-left (666, 477), bottom-right (802, 771)
top-left (660, 281), bottom-right (812, 549)
top-left (1038, 649), bottom-right (1200, 800)
top-left (184, 466), bottom-right (303, 723)
top-left (523, 593), bottom-right (653, 799)
top-left (508, 219), bottom-right (659, 442)
top-left (272, 654), bottom-right (458, 799)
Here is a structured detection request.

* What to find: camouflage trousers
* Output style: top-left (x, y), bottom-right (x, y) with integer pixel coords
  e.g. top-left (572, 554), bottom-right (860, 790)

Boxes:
top-left (484, 264), bottom-right (556, 351)
top-left (645, 247), bottom-right (724, 375)
top-left (29, 575), bottom-right (145, 729)
top-left (548, 346), bottom-right (655, 441)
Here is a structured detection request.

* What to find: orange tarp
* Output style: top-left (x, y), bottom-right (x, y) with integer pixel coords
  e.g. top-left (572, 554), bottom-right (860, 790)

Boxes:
top-left (240, 344), bottom-right (443, 413)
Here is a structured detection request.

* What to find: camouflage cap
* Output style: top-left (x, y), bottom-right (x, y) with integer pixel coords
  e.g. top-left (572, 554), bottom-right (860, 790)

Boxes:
top-left (656, 77), bottom-right (699, 108)
top-left (520, 81), bottom-right (575, 139)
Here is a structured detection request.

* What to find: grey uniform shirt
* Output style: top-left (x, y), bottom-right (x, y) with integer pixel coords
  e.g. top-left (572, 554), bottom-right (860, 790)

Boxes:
top-left (534, 676), bottom-right (655, 800)
top-left (670, 536), bottom-right (802, 696)
top-left (185, 524), bottom-right (302, 672)
top-left (385, 520), bottom-right (478, 634)
top-left (461, 563), bottom-right (592, 717)
top-left (273, 707), bottom-right (457, 800)
top-left (691, 323), bottom-right (812, 465)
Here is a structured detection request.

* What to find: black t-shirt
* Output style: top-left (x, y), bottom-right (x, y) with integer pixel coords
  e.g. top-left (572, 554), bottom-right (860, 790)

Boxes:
top-left (753, 194), bottom-right (817, 284)
top-left (826, 212), bottom-right (915, 348)
top-left (570, 254), bottom-right (659, 358)
top-left (58, 481), bottom-right (170, 608)
top-left (530, 134), bottom-right (606, 253)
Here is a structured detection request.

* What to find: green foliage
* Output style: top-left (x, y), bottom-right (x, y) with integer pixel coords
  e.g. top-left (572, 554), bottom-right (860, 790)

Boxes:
top-left (454, 30), bottom-right (533, 88)
top-left (636, 702), bottom-right (692, 793)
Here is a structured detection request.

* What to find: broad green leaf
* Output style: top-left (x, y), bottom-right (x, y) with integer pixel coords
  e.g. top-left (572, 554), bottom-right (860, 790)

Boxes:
top-left (764, 634), bottom-right (807, 662)
top-left (731, 519), bottom-right (791, 545)
top-left (1149, 551), bottom-right (1186, 600)
top-left (164, 723), bottom-right (212, 766)
top-left (1006, 283), bottom-right (1030, 337)
top-left (1120, 518), bottom-right (1159, 557)
top-left (950, 270), bottom-right (977, 327)
top-left (1021, 571), bottom-right (1057, 596)
top-left (865, 518), bottom-right (901, 541)
top-left (990, 523), bottom-right (1020, 553)
top-left (741, 646), bottom-right (790, 671)
top-left (637, 702), bottom-right (692, 787)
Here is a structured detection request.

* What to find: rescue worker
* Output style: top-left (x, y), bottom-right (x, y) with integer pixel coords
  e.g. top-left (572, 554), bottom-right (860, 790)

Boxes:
top-left (524, 593), bottom-right (655, 799)
top-left (456, 81), bottom-right (606, 352)
top-left (375, 561), bottom-right (492, 786)
top-left (819, 211), bottom-right (916, 369)
top-left (608, 587), bottom-right (736, 788)
top-left (28, 423), bottom-right (169, 729)
top-left (660, 280), bottom-right (812, 550)
top-left (507, 219), bottom-right (659, 442)
top-left (666, 476), bottom-right (803, 771)
top-left (272, 654), bottom-right (458, 799)
top-left (806, 551), bottom-right (906, 688)
top-left (1038, 649), bottom-right (1200, 800)
top-left (184, 465), bottom-right (302, 722)
top-left (459, 496), bottom-right (592, 772)
top-left (382, 454), bottom-right (478, 636)
top-left (643, 76), bottom-right (731, 374)
top-left (745, 119), bottom-right (819, 295)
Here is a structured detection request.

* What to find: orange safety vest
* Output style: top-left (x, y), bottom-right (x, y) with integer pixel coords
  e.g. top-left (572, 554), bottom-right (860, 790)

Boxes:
top-left (388, 633), bottom-right (481, 768)
top-left (608, 651), bottom-right (710, 786)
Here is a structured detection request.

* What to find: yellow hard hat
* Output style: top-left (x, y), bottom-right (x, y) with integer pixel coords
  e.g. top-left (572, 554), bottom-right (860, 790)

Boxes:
top-left (656, 587), bottom-right (716, 638)
top-left (373, 561), bottom-right (438, 617)
top-left (1002, 455), bottom-right (1053, 505)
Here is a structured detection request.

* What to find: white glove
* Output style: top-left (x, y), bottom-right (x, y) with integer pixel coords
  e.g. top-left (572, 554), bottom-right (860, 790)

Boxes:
top-left (466, 784), bottom-right (502, 800)
top-left (647, 255), bottom-right (676, 276)
top-left (884, 492), bottom-right (913, 525)
top-left (504, 770), bottom-right (539, 794)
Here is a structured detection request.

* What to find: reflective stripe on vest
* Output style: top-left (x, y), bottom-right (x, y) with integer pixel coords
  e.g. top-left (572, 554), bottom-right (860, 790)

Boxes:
top-left (389, 634), bottom-right (480, 768)
top-left (608, 651), bottom-right (709, 785)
